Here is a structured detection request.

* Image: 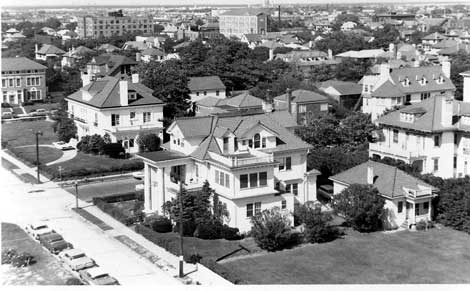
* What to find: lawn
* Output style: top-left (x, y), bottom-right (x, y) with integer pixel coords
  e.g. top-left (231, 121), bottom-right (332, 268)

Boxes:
top-left (2, 120), bottom-right (57, 148)
top-left (221, 227), bottom-right (470, 284)
top-left (23, 103), bottom-right (60, 114)
top-left (10, 146), bottom-right (63, 165)
top-left (1, 222), bottom-right (74, 285)
top-left (43, 152), bottom-right (143, 179)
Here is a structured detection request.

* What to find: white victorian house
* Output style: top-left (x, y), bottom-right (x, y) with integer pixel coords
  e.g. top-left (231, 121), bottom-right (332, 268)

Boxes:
top-left (137, 111), bottom-right (320, 232)
top-left (65, 74), bottom-right (164, 153)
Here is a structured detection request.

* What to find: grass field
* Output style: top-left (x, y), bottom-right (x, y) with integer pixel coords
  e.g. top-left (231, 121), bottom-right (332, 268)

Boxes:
top-left (1, 222), bottom-right (74, 285)
top-left (221, 227), bottom-right (470, 284)
top-left (10, 146), bottom-right (63, 165)
top-left (2, 120), bottom-right (57, 148)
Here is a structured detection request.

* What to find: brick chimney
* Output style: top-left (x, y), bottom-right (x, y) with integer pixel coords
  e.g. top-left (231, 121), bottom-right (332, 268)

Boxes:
top-left (442, 59), bottom-right (451, 79)
top-left (131, 73), bottom-right (139, 84)
top-left (286, 88), bottom-right (292, 114)
top-left (262, 89), bottom-right (273, 113)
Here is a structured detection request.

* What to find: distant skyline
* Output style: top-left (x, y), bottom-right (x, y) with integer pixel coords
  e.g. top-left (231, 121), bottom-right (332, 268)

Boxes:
top-left (2, 0), bottom-right (467, 8)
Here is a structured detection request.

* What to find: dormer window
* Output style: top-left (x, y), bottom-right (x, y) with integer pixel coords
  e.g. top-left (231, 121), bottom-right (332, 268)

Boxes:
top-left (419, 77), bottom-right (427, 86)
top-left (402, 78), bottom-right (410, 87)
top-left (253, 133), bottom-right (261, 149)
top-left (436, 75), bottom-right (445, 84)
top-left (128, 91), bottom-right (137, 100)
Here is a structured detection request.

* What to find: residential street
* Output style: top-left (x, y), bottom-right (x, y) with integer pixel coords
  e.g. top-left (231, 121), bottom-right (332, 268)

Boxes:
top-left (0, 164), bottom-right (179, 286)
top-left (62, 176), bottom-right (141, 202)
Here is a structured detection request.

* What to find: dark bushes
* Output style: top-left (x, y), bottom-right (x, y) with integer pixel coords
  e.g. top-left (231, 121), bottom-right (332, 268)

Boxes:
top-left (144, 215), bottom-right (173, 233)
top-left (173, 221), bottom-right (197, 236)
top-left (93, 198), bottom-right (134, 226)
top-left (102, 143), bottom-right (125, 158)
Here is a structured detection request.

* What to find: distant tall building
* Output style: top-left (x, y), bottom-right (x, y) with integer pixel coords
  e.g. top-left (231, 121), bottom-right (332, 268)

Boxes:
top-left (77, 10), bottom-right (154, 39)
top-left (218, 8), bottom-right (268, 38)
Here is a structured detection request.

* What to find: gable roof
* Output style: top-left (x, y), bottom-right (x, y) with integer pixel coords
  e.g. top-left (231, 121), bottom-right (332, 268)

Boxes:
top-left (336, 49), bottom-right (386, 59)
top-left (37, 44), bottom-right (66, 55)
top-left (141, 48), bottom-right (165, 56)
top-left (330, 160), bottom-right (435, 199)
top-left (274, 89), bottom-right (330, 104)
top-left (188, 76), bottom-right (226, 91)
top-left (97, 43), bottom-right (121, 51)
top-left (65, 76), bottom-right (163, 109)
top-left (2, 57), bottom-right (47, 71)
top-left (371, 80), bottom-right (405, 98)
top-left (423, 32), bottom-right (447, 41)
top-left (320, 80), bottom-right (362, 95)
top-left (89, 54), bottom-right (137, 76)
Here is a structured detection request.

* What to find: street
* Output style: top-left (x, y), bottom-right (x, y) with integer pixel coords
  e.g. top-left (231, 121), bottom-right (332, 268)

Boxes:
top-left (0, 166), bottom-right (179, 285)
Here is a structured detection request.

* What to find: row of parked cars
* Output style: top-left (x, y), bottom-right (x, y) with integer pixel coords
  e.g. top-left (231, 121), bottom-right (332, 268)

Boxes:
top-left (25, 221), bottom-right (119, 285)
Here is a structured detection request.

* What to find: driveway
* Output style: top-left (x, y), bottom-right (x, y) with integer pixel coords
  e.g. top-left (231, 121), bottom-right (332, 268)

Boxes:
top-left (0, 167), bottom-right (179, 285)
top-left (46, 149), bottom-right (77, 166)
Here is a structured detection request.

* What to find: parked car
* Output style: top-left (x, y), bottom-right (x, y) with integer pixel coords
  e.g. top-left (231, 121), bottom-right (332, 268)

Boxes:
top-left (135, 184), bottom-right (144, 191)
top-left (52, 141), bottom-right (75, 150)
top-left (30, 109), bottom-right (47, 116)
top-left (25, 221), bottom-right (55, 239)
top-left (79, 267), bottom-right (119, 285)
top-left (2, 112), bottom-right (13, 119)
top-left (317, 184), bottom-right (333, 204)
top-left (39, 233), bottom-right (73, 254)
top-left (132, 171), bottom-right (144, 180)
top-left (59, 249), bottom-right (95, 271)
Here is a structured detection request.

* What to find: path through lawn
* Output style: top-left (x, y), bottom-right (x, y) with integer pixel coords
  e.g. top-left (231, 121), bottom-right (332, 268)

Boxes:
top-left (222, 227), bottom-right (470, 284)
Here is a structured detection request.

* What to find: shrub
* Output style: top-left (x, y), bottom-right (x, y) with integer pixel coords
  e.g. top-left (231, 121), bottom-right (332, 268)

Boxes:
top-left (137, 132), bottom-right (161, 152)
top-left (2, 249), bottom-right (35, 267)
top-left (173, 221), bottom-right (197, 237)
top-left (250, 207), bottom-right (298, 251)
top-left (2, 248), bottom-right (18, 264)
top-left (94, 198), bottom-right (135, 225)
top-left (150, 216), bottom-right (173, 233)
top-left (331, 184), bottom-right (385, 232)
top-left (221, 225), bottom-right (241, 240)
top-left (185, 253), bottom-right (202, 264)
top-left (194, 221), bottom-right (223, 240)
top-left (416, 219), bottom-right (434, 231)
top-left (102, 143), bottom-right (125, 159)
top-left (303, 207), bottom-right (342, 243)
top-left (135, 224), bottom-right (181, 255)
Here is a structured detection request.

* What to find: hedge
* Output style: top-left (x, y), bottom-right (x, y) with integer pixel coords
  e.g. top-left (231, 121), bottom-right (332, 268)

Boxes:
top-left (93, 192), bottom-right (140, 204)
top-left (93, 198), bottom-right (135, 226)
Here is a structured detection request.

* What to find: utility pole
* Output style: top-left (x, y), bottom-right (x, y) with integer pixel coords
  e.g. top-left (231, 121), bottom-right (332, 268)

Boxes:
top-left (34, 131), bottom-right (43, 184)
top-left (75, 181), bottom-right (79, 209)
top-left (178, 180), bottom-right (184, 278)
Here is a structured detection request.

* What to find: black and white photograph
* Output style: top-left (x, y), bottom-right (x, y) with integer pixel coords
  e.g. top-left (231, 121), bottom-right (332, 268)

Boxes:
top-left (1, 0), bottom-right (470, 288)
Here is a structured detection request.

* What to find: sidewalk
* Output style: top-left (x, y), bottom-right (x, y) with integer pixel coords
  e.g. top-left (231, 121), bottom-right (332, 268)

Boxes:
top-left (83, 205), bottom-right (232, 285)
top-left (1, 150), bottom-right (51, 184)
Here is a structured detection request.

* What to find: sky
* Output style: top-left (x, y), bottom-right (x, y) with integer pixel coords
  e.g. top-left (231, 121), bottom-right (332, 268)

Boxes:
top-left (2, 0), bottom-right (465, 8)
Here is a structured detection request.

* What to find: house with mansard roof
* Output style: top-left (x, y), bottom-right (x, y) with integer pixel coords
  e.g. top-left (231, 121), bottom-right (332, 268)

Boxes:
top-left (137, 111), bottom-right (320, 232)
top-left (66, 74), bottom-right (164, 154)
top-left (330, 160), bottom-right (437, 230)
top-left (360, 62), bottom-right (456, 121)
top-left (369, 70), bottom-right (470, 179)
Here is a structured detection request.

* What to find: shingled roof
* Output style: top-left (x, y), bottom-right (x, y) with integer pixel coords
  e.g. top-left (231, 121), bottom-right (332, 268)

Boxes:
top-left (274, 89), bottom-right (331, 104)
top-left (2, 57), bottom-right (47, 71)
top-left (36, 44), bottom-right (66, 55)
top-left (66, 76), bottom-right (163, 109)
top-left (188, 76), bottom-right (226, 91)
top-left (330, 160), bottom-right (435, 199)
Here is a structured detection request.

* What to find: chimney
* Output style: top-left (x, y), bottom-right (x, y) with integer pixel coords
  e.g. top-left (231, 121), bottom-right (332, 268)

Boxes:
top-left (441, 59), bottom-right (451, 79)
top-left (269, 48), bottom-right (274, 61)
top-left (441, 96), bottom-right (453, 127)
top-left (136, 52), bottom-right (141, 62)
top-left (286, 88), bottom-right (292, 114)
top-left (327, 48), bottom-right (333, 60)
top-left (309, 40), bottom-right (313, 48)
top-left (379, 63), bottom-right (390, 79)
top-left (278, 5), bottom-right (281, 23)
top-left (119, 78), bottom-right (129, 106)
top-left (262, 89), bottom-right (273, 113)
top-left (131, 73), bottom-right (139, 84)
top-left (389, 43), bottom-right (395, 55)
top-left (367, 164), bottom-right (374, 185)
top-left (35, 43), bottom-right (38, 53)
top-left (462, 71), bottom-right (470, 103)
top-left (81, 72), bottom-right (90, 87)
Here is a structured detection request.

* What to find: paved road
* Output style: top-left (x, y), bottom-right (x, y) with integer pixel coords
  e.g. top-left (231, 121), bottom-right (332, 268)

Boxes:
top-left (63, 177), bottom-right (142, 202)
top-left (0, 167), bottom-right (179, 285)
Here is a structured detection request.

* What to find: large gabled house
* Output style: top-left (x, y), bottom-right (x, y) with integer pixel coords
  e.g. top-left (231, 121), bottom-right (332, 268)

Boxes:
top-left (137, 110), bottom-right (319, 232)
top-left (35, 44), bottom-right (66, 62)
top-left (66, 74), bottom-right (164, 153)
top-left (188, 76), bottom-right (226, 102)
top-left (330, 160), bottom-right (438, 230)
top-left (81, 54), bottom-right (138, 86)
top-left (360, 63), bottom-right (456, 121)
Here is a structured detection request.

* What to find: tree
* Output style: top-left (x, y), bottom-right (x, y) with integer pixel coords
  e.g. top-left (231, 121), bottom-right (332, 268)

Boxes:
top-left (450, 50), bottom-right (470, 100)
top-left (334, 58), bottom-right (373, 82)
top-left (137, 132), bottom-right (161, 152)
top-left (54, 113), bottom-right (77, 142)
top-left (371, 24), bottom-right (400, 49)
top-left (315, 31), bottom-right (369, 55)
top-left (303, 206), bottom-right (341, 243)
top-left (65, 22), bottom-right (77, 32)
top-left (88, 134), bottom-right (106, 154)
top-left (154, 24), bottom-right (165, 34)
top-left (332, 14), bottom-right (361, 31)
top-left (250, 207), bottom-right (298, 251)
top-left (331, 184), bottom-right (386, 232)
top-left (44, 17), bottom-right (62, 30)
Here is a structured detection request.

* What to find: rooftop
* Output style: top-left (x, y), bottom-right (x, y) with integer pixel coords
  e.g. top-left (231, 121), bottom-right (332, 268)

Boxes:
top-left (188, 76), bottom-right (226, 91)
top-left (2, 57), bottom-right (47, 71)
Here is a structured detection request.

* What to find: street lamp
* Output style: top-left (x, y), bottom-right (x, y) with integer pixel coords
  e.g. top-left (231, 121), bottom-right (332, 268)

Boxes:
top-left (34, 131), bottom-right (43, 183)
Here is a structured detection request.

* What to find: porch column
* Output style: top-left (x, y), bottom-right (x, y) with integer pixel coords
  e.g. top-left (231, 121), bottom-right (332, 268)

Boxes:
top-left (143, 163), bottom-right (153, 213)
top-left (411, 202), bottom-right (416, 225)
top-left (152, 166), bottom-right (165, 214)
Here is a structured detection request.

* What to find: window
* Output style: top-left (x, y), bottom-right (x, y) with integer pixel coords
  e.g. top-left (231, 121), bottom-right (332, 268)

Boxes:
top-left (203, 91), bottom-right (207, 96)
top-left (29, 89), bottom-right (41, 100)
top-left (8, 79), bottom-right (14, 87)
top-left (246, 204), bottom-right (253, 217)
top-left (254, 202), bottom-right (261, 215)
top-left (432, 134), bottom-right (440, 147)
top-left (216, 90), bottom-right (220, 96)
top-left (94, 113), bottom-right (98, 126)
top-left (281, 200), bottom-right (286, 210)
top-left (393, 129), bottom-right (399, 143)
top-left (320, 103), bottom-right (328, 111)
top-left (1, 79), bottom-right (6, 88)
top-left (249, 173), bottom-right (258, 188)
top-left (398, 201), bottom-right (403, 213)
top-left (279, 157), bottom-right (292, 171)
top-left (3, 91), bottom-right (7, 102)
top-left (234, 137), bottom-right (238, 152)
top-left (253, 133), bottom-right (260, 148)
top-left (299, 105), bottom-right (307, 113)
top-left (17, 90), bottom-right (22, 102)
top-left (433, 158), bottom-right (439, 172)
top-left (128, 92), bottom-right (137, 100)
top-left (261, 137), bottom-right (266, 148)
top-left (196, 92), bottom-right (199, 96)
top-left (286, 183), bottom-right (298, 195)
top-left (129, 139), bottom-right (134, 147)
top-left (364, 85), bottom-right (369, 93)
top-left (223, 137), bottom-right (229, 152)
top-left (259, 172), bottom-right (267, 186)
top-left (420, 92), bottom-right (430, 100)
top-left (415, 204), bottom-right (419, 216)
top-left (16, 78), bottom-right (21, 87)
top-left (454, 156), bottom-right (457, 169)
top-left (111, 114), bottom-right (120, 126)
top-left (405, 95), bottom-right (411, 104)
top-left (240, 174), bottom-right (248, 189)
top-left (130, 112), bottom-right (136, 119)
top-left (248, 139), bottom-right (253, 148)
top-left (143, 112), bottom-right (151, 123)
top-left (423, 202), bottom-right (429, 213)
